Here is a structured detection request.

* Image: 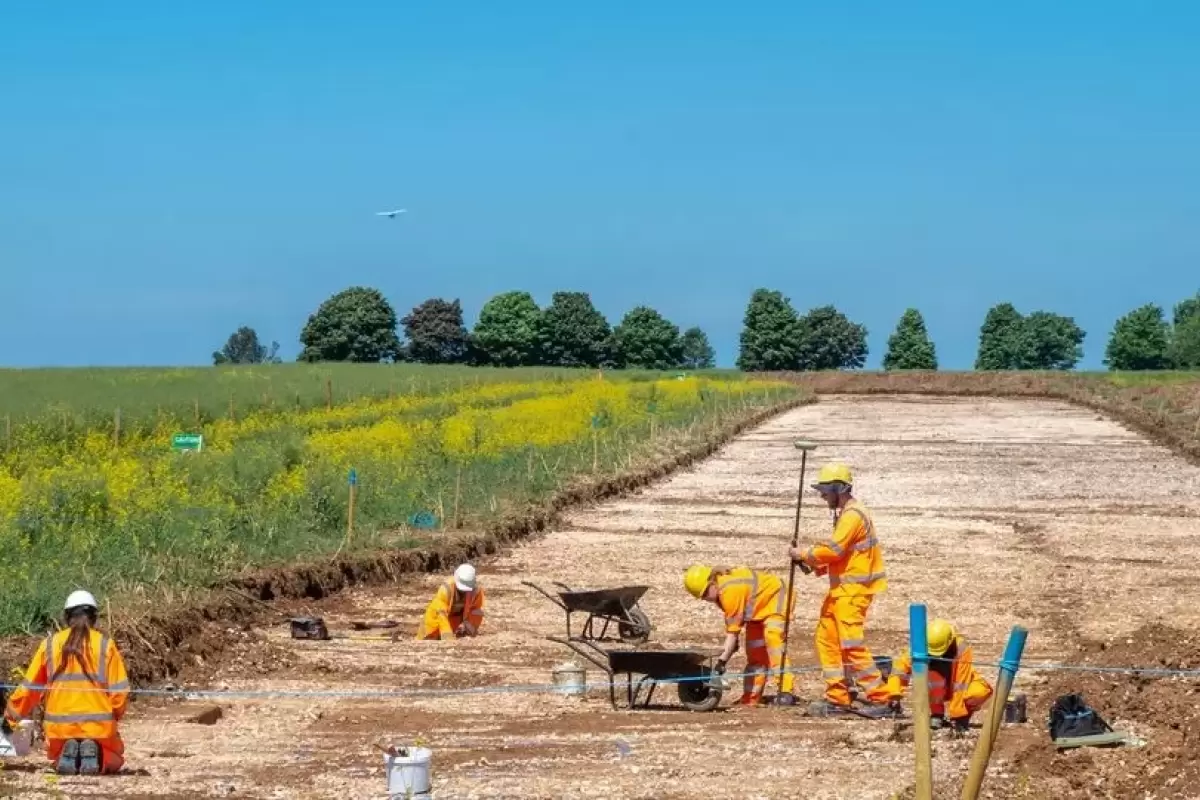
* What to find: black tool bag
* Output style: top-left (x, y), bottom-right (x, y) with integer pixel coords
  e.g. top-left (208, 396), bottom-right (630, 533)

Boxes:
top-left (1049, 693), bottom-right (1112, 740)
top-left (290, 616), bottom-right (330, 641)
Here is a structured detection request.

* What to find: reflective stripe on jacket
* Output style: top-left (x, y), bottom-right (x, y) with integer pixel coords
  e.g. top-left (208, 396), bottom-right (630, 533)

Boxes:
top-left (801, 499), bottom-right (887, 596)
top-left (3, 628), bottom-right (129, 742)
top-left (426, 579), bottom-right (485, 638)
top-left (886, 636), bottom-right (991, 719)
top-left (715, 567), bottom-right (790, 634)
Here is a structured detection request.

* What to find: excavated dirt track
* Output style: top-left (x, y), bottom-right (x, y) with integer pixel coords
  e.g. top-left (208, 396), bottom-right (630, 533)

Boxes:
top-left (5, 394), bottom-right (1200, 799)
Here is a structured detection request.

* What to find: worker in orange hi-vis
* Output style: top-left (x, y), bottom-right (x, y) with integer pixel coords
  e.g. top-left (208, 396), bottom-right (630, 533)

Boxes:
top-left (683, 564), bottom-right (798, 707)
top-left (789, 463), bottom-right (893, 719)
top-left (3, 590), bottom-right (130, 775)
top-left (416, 564), bottom-right (486, 640)
top-left (886, 618), bottom-right (994, 730)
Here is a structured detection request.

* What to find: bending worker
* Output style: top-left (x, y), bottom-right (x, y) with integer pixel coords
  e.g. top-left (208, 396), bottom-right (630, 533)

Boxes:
top-left (417, 563), bottom-right (485, 640)
top-left (789, 463), bottom-right (892, 718)
top-left (887, 618), bottom-right (994, 729)
top-left (683, 564), bottom-right (797, 707)
top-left (3, 590), bottom-right (130, 775)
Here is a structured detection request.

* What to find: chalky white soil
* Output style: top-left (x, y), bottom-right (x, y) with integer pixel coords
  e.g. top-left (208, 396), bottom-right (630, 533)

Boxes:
top-left (6, 395), bottom-right (1199, 799)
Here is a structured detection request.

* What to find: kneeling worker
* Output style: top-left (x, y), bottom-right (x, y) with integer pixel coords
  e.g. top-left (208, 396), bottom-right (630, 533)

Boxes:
top-left (417, 564), bottom-right (485, 640)
top-left (683, 564), bottom-right (796, 706)
top-left (3, 590), bottom-right (130, 775)
top-left (886, 618), bottom-right (994, 729)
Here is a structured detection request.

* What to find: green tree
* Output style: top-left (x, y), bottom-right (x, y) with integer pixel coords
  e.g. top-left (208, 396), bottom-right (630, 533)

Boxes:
top-left (975, 303), bottom-right (1025, 370)
top-left (794, 305), bottom-right (868, 370)
top-left (882, 309), bottom-right (937, 370)
top-left (1018, 311), bottom-right (1085, 370)
top-left (299, 286), bottom-right (402, 363)
top-left (471, 291), bottom-right (542, 366)
top-left (1104, 303), bottom-right (1171, 371)
top-left (537, 291), bottom-right (613, 368)
top-left (679, 327), bottom-right (716, 369)
top-left (611, 306), bottom-right (683, 369)
top-left (212, 326), bottom-right (281, 365)
top-left (401, 298), bottom-right (472, 364)
top-left (736, 289), bottom-right (801, 371)
top-left (1169, 291), bottom-right (1200, 369)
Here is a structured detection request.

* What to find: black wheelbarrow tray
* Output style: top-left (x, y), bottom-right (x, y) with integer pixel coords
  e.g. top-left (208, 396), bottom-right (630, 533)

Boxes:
top-left (522, 580), bottom-right (652, 644)
top-left (547, 636), bottom-right (724, 712)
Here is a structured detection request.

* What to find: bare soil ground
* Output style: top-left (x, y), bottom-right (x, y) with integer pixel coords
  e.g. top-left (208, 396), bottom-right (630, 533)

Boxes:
top-left (5, 394), bottom-right (1199, 799)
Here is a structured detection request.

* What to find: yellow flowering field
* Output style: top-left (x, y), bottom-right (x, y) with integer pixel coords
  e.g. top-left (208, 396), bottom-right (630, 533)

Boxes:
top-left (0, 370), bottom-right (798, 633)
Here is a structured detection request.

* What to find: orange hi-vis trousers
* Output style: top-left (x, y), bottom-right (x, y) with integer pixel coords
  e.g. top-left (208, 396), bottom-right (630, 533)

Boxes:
top-left (741, 616), bottom-right (795, 703)
top-left (816, 594), bottom-right (890, 706)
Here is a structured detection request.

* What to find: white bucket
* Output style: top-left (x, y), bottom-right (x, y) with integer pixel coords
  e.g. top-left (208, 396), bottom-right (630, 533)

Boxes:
top-left (385, 746), bottom-right (432, 799)
top-left (552, 661), bottom-right (586, 696)
top-left (0, 723), bottom-right (33, 758)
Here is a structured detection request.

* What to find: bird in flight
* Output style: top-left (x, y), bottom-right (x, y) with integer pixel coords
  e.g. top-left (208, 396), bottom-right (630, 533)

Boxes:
top-left (376, 209), bottom-right (407, 219)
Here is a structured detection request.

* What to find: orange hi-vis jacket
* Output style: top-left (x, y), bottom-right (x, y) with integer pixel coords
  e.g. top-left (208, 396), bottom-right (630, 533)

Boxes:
top-left (800, 499), bottom-right (887, 597)
top-left (4, 628), bottom-right (129, 743)
top-left (886, 636), bottom-right (993, 720)
top-left (714, 567), bottom-right (792, 635)
top-left (420, 578), bottom-right (485, 638)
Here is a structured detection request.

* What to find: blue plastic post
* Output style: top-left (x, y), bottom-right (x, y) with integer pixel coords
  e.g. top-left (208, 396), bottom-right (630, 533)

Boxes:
top-left (909, 603), bottom-right (933, 800)
top-left (348, 468), bottom-right (357, 486)
top-left (999, 626), bottom-right (1028, 679)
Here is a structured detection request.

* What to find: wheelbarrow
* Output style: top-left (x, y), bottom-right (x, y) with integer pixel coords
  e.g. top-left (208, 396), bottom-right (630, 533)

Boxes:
top-left (547, 636), bottom-right (724, 712)
top-left (522, 580), bottom-right (652, 644)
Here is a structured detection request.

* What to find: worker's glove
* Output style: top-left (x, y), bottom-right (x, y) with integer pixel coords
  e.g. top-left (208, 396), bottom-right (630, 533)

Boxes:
top-left (712, 659), bottom-right (727, 675)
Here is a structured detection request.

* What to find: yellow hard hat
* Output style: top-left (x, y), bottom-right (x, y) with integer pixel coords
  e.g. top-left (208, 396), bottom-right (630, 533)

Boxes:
top-left (683, 564), bottom-right (713, 598)
top-left (927, 619), bottom-right (956, 657)
top-left (813, 463), bottom-right (853, 490)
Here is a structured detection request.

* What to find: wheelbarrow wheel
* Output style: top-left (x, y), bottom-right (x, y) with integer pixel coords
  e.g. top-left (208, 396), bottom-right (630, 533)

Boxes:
top-left (618, 607), bottom-right (652, 644)
top-left (676, 674), bottom-right (722, 712)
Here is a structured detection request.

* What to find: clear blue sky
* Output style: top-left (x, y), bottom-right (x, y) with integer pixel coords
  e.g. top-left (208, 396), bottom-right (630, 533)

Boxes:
top-left (3, 2), bottom-right (1198, 369)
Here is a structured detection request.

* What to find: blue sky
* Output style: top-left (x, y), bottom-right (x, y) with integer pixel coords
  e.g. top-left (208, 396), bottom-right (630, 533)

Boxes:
top-left (3, 2), bottom-right (1198, 369)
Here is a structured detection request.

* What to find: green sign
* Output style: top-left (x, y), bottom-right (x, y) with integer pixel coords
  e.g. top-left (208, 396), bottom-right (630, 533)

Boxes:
top-left (172, 433), bottom-right (204, 452)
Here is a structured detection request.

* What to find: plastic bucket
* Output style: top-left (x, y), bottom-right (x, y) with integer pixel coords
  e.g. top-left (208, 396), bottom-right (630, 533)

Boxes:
top-left (552, 662), bottom-right (586, 696)
top-left (385, 746), bottom-right (432, 799)
top-left (0, 723), bottom-right (33, 758)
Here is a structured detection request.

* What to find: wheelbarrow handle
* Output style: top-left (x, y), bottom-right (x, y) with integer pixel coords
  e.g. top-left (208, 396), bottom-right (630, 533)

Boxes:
top-left (521, 581), bottom-right (569, 609)
top-left (546, 635), bottom-right (613, 674)
top-left (551, 581), bottom-right (575, 592)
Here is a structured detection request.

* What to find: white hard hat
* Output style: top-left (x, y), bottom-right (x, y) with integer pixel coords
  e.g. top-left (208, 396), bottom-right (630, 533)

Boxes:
top-left (64, 590), bottom-right (98, 611)
top-left (453, 564), bottom-right (477, 592)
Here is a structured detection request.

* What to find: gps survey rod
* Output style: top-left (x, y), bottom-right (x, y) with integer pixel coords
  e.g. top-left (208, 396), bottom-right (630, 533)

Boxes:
top-left (779, 440), bottom-right (817, 688)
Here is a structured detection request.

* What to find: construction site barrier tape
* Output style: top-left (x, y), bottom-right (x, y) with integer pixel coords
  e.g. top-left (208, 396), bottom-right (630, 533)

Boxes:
top-left (2, 653), bottom-right (1198, 702)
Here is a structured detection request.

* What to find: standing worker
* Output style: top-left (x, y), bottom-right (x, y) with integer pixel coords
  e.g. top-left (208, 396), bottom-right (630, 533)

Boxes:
top-left (683, 564), bottom-right (797, 707)
top-left (2, 590), bottom-right (130, 775)
top-left (417, 563), bottom-right (486, 640)
top-left (789, 463), bottom-right (892, 718)
top-left (886, 618), bottom-right (994, 729)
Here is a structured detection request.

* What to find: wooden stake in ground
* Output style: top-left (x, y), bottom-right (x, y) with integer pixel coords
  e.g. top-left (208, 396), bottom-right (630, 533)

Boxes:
top-left (960, 625), bottom-right (1029, 800)
top-left (325, 377), bottom-right (333, 410)
top-left (779, 440), bottom-right (817, 683)
top-left (909, 604), bottom-right (934, 800)
top-left (331, 468), bottom-right (359, 562)
top-left (193, 398), bottom-right (201, 425)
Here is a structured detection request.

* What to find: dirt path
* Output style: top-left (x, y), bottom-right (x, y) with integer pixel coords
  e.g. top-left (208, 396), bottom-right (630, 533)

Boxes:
top-left (6, 394), bottom-right (1200, 799)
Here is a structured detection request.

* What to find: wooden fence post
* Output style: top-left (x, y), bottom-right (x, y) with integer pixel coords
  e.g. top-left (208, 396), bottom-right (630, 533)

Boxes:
top-left (960, 626), bottom-right (1029, 800)
top-left (325, 377), bottom-right (333, 410)
top-left (910, 604), bottom-right (934, 800)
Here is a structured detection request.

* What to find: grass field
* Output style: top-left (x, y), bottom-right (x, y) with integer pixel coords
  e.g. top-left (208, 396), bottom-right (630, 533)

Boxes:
top-left (0, 366), bottom-right (795, 635)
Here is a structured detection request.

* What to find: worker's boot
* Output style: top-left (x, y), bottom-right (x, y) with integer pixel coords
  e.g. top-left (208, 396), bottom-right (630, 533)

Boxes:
top-left (849, 701), bottom-right (895, 720)
top-left (772, 692), bottom-right (797, 707)
top-left (56, 739), bottom-right (81, 776)
top-left (930, 715), bottom-right (945, 730)
top-left (78, 739), bottom-right (102, 776)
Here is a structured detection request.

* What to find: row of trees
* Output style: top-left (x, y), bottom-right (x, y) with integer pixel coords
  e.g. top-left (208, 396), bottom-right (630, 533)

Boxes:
top-left (1104, 295), bottom-right (1200, 370)
top-left (213, 288), bottom-right (715, 370)
top-left (215, 284), bottom-right (1200, 372)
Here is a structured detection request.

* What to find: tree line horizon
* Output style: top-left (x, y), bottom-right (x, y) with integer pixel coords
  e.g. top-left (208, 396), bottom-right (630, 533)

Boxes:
top-left (212, 286), bottom-right (1200, 372)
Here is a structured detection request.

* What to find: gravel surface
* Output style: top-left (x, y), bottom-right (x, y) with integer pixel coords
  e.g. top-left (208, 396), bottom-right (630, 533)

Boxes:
top-left (5, 394), bottom-right (1198, 799)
